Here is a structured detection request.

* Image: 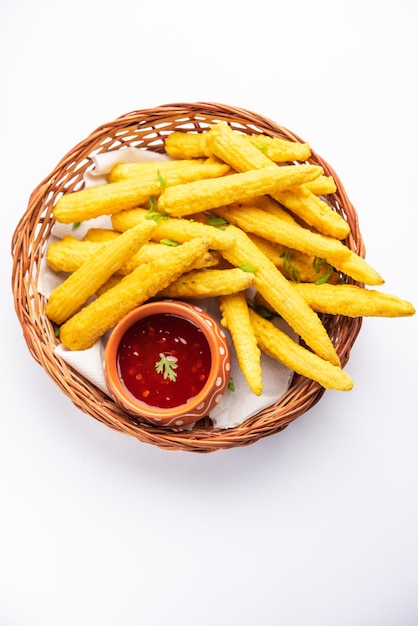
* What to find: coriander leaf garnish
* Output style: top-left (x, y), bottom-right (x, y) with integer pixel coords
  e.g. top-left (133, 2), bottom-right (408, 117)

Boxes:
top-left (252, 304), bottom-right (275, 320)
top-left (206, 214), bottom-right (228, 230)
top-left (238, 262), bottom-right (257, 273)
top-left (157, 170), bottom-right (167, 190)
top-left (146, 196), bottom-right (169, 222)
top-left (313, 256), bottom-right (333, 284)
top-left (160, 238), bottom-right (180, 247)
top-left (228, 377), bottom-right (235, 392)
top-left (155, 353), bottom-right (178, 382)
top-left (72, 222), bottom-right (82, 229)
top-left (279, 250), bottom-right (300, 282)
top-left (250, 141), bottom-right (268, 153)
top-left (280, 250), bottom-right (292, 271)
top-left (290, 267), bottom-right (301, 283)
top-left (315, 264), bottom-right (333, 284)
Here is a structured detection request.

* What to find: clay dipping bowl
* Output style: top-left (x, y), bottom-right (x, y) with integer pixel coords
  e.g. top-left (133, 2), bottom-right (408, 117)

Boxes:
top-left (104, 300), bottom-right (231, 428)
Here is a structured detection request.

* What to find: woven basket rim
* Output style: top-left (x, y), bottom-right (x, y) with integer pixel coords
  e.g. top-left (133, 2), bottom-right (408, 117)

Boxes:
top-left (11, 102), bottom-right (364, 453)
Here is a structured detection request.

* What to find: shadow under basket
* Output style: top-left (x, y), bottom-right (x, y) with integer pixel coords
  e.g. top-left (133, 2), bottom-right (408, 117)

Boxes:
top-left (11, 102), bottom-right (364, 453)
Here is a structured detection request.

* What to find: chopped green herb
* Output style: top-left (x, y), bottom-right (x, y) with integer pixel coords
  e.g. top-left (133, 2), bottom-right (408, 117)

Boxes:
top-left (146, 196), bottom-right (169, 222)
top-left (72, 222), bottom-right (81, 230)
top-left (157, 170), bottom-right (167, 190)
top-left (250, 141), bottom-right (268, 153)
top-left (280, 250), bottom-right (292, 270)
top-left (252, 304), bottom-right (274, 320)
top-left (313, 256), bottom-right (333, 284)
top-left (160, 238), bottom-right (180, 247)
top-left (238, 262), bottom-right (257, 273)
top-left (280, 251), bottom-right (300, 282)
top-left (155, 353), bottom-right (178, 382)
top-left (206, 214), bottom-right (228, 230)
top-left (228, 378), bottom-right (235, 392)
top-left (290, 267), bottom-right (301, 283)
top-left (315, 264), bottom-right (333, 284)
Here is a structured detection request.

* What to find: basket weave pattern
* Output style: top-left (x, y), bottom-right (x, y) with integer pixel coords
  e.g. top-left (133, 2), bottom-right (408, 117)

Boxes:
top-left (11, 102), bottom-right (364, 453)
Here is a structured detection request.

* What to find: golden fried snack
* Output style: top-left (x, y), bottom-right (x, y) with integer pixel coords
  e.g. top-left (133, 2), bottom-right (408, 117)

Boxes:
top-left (291, 283), bottom-right (416, 317)
top-left (220, 224), bottom-right (340, 366)
top-left (304, 175), bottom-right (337, 195)
top-left (82, 228), bottom-right (121, 242)
top-left (164, 129), bottom-right (311, 162)
top-left (215, 203), bottom-right (383, 286)
top-left (157, 164), bottom-right (323, 217)
top-left (111, 207), bottom-right (237, 251)
top-left (96, 275), bottom-right (122, 296)
top-left (45, 220), bottom-right (156, 325)
top-left (165, 132), bottom-right (210, 159)
top-left (274, 185), bottom-right (350, 240)
top-left (59, 237), bottom-right (211, 350)
top-left (107, 158), bottom-right (206, 181)
top-left (107, 157), bottom-right (230, 183)
top-left (47, 235), bottom-right (218, 276)
top-left (157, 267), bottom-right (255, 299)
top-left (207, 121), bottom-right (350, 239)
top-left (334, 253), bottom-right (384, 286)
top-left (53, 179), bottom-right (156, 224)
top-left (219, 292), bottom-right (263, 396)
top-left (46, 236), bottom-right (102, 273)
top-left (248, 308), bottom-right (353, 391)
top-left (213, 204), bottom-right (351, 265)
top-left (53, 160), bottom-right (230, 224)
top-left (246, 133), bottom-right (311, 162)
top-left (247, 234), bottom-right (340, 284)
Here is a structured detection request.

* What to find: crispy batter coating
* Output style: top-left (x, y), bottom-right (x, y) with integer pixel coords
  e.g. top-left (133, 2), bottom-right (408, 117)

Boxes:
top-left (45, 221), bottom-right (156, 324)
top-left (158, 267), bottom-right (254, 299)
top-left (157, 164), bottom-right (323, 217)
top-left (292, 283), bottom-right (416, 317)
top-left (220, 224), bottom-right (341, 366)
top-left (249, 308), bottom-right (353, 391)
top-left (220, 292), bottom-right (263, 396)
top-left (59, 238), bottom-right (211, 350)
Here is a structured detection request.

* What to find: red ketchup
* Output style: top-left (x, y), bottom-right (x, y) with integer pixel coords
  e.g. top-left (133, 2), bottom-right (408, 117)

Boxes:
top-left (116, 313), bottom-right (212, 409)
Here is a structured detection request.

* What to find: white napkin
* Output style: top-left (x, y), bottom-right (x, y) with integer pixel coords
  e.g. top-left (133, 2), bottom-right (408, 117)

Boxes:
top-left (38, 147), bottom-right (297, 429)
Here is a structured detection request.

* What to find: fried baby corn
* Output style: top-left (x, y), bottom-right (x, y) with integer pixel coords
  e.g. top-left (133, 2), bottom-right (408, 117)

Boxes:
top-left (164, 129), bottom-right (312, 162)
top-left (107, 157), bottom-right (230, 183)
top-left (219, 292), bottom-right (263, 396)
top-left (213, 204), bottom-right (351, 266)
top-left (247, 234), bottom-right (340, 284)
top-left (215, 203), bottom-right (383, 286)
top-left (53, 159), bottom-right (230, 224)
top-left (246, 133), bottom-right (312, 162)
top-left (206, 121), bottom-right (349, 239)
top-left (45, 220), bottom-right (156, 325)
top-left (220, 224), bottom-right (340, 366)
top-left (157, 163), bottom-right (323, 217)
top-left (111, 207), bottom-right (236, 250)
top-left (165, 132), bottom-right (210, 159)
top-left (59, 237), bottom-right (211, 350)
top-left (304, 175), bottom-right (337, 195)
top-left (248, 308), bottom-right (353, 391)
top-left (291, 283), bottom-right (416, 317)
top-left (157, 267), bottom-right (255, 299)
top-left (273, 185), bottom-right (350, 240)
top-left (47, 236), bottom-right (217, 276)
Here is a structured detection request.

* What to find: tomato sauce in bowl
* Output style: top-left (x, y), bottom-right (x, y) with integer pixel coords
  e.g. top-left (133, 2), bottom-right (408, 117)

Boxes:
top-left (104, 300), bottom-right (231, 428)
top-left (117, 313), bottom-right (212, 409)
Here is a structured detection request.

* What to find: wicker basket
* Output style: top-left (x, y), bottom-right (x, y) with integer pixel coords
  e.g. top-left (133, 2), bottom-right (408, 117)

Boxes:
top-left (11, 102), bottom-right (364, 453)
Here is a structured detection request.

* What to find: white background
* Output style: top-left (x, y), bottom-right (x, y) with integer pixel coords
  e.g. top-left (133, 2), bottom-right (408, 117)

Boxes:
top-left (1, 1), bottom-right (417, 625)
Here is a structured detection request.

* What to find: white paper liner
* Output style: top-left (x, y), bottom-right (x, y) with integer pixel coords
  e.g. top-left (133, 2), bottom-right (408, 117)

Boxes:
top-left (38, 147), bottom-right (298, 429)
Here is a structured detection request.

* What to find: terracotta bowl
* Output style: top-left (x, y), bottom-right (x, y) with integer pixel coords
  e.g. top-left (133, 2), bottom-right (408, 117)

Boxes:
top-left (104, 299), bottom-right (231, 428)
